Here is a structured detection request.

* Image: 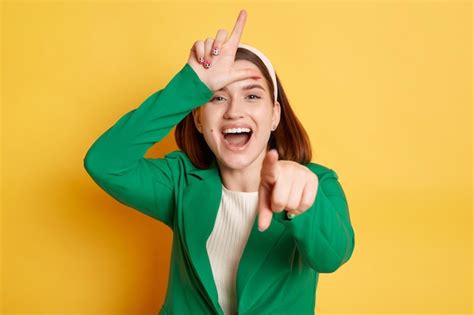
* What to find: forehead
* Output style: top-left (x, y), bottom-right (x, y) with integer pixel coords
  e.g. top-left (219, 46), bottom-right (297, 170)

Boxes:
top-left (223, 59), bottom-right (269, 91)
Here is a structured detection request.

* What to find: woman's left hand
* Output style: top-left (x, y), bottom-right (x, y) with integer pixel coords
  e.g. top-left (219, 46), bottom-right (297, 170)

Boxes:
top-left (257, 149), bottom-right (319, 232)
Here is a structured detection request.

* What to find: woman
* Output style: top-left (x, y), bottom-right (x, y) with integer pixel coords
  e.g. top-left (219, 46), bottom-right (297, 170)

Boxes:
top-left (84, 9), bottom-right (355, 315)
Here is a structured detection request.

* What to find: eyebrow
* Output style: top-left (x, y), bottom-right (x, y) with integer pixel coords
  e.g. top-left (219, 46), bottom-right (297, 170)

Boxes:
top-left (217, 84), bottom-right (266, 92)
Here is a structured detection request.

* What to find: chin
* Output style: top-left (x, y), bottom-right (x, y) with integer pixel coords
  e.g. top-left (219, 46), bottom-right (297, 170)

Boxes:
top-left (216, 145), bottom-right (267, 172)
top-left (217, 153), bottom-right (254, 170)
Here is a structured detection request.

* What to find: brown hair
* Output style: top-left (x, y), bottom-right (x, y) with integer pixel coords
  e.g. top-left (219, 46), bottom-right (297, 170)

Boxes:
top-left (175, 47), bottom-right (312, 169)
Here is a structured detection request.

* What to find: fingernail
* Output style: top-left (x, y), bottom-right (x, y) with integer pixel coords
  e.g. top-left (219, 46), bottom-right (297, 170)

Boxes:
top-left (212, 48), bottom-right (219, 56)
top-left (203, 61), bottom-right (211, 69)
top-left (198, 57), bottom-right (204, 64)
top-left (287, 213), bottom-right (296, 219)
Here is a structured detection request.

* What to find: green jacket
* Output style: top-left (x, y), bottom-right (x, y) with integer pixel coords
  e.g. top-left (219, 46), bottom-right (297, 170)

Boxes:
top-left (84, 63), bottom-right (355, 315)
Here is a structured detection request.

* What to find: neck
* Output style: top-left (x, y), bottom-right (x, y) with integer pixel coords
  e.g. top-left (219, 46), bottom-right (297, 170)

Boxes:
top-left (217, 150), bottom-right (266, 193)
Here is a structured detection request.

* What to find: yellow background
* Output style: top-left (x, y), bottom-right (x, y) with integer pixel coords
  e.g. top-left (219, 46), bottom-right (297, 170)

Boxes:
top-left (1, 1), bottom-right (472, 314)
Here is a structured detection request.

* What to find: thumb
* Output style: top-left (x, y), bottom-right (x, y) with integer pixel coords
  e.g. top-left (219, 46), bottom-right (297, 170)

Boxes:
top-left (227, 68), bottom-right (262, 85)
top-left (257, 181), bottom-right (273, 232)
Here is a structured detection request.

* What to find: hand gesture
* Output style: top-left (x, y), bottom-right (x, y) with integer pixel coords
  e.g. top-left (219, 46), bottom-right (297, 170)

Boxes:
top-left (257, 149), bottom-right (320, 232)
top-left (187, 10), bottom-right (261, 92)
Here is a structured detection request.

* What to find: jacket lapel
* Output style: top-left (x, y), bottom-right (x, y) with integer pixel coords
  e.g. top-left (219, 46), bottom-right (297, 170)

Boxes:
top-left (182, 159), bottom-right (223, 313)
top-left (235, 207), bottom-right (286, 310)
top-left (182, 157), bottom-right (287, 314)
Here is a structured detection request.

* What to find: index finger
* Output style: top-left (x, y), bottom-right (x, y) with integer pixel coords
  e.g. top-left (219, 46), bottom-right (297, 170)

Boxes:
top-left (260, 149), bottom-right (279, 186)
top-left (227, 9), bottom-right (247, 47)
top-left (258, 182), bottom-right (273, 232)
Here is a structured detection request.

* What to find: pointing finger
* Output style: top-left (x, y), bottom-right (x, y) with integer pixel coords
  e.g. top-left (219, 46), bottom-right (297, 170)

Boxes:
top-left (260, 149), bottom-right (279, 187)
top-left (258, 182), bottom-right (273, 232)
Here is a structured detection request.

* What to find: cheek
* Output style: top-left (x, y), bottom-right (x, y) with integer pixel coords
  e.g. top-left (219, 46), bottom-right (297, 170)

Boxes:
top-left (255, 110), bottom-right (273, 127)
top-left (200, 107), bottom-right (221, 125)
top-left (202, 125), bottom-right (221, 147)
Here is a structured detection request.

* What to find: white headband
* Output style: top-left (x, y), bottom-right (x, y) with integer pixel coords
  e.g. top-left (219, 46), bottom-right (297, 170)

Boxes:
top-left (238, 43), bottom-right (278, 103)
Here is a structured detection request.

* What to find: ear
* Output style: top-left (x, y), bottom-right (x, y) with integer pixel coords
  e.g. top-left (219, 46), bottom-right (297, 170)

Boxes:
top-left (272, 101), bottom-right (281, 129)
top-left (192, 108), bottom-right (202, 133)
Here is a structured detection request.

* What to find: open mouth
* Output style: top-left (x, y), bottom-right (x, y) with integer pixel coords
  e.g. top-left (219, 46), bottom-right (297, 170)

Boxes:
top-left (222, 130), bottom-right (253, 150)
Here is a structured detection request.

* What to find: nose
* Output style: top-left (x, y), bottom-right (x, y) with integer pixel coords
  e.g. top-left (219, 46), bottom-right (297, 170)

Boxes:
top-left (223, 99), bottom-right (245, 119)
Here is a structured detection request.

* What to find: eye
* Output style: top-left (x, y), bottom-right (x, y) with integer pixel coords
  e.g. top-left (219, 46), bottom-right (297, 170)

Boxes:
top-left (210, 96), bottom-right (225, 102)
top-left (210, 95), bottom-right (261, 102)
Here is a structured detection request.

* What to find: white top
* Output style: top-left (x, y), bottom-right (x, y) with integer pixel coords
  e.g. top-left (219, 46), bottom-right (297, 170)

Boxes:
top-left (206, 184), bottom-right (259, 315)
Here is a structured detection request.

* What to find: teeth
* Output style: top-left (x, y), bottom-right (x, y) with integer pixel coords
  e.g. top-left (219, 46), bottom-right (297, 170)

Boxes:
top-left (223, 127), bottom-right (252, 134)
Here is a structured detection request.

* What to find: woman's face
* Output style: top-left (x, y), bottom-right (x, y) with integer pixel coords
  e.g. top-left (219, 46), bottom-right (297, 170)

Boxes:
top-left (192, 59), bottom-right (281, 171)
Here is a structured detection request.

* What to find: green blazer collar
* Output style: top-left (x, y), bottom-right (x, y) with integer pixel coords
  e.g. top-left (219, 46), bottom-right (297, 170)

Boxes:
top-left (182, 158), bottom-right (286, 314)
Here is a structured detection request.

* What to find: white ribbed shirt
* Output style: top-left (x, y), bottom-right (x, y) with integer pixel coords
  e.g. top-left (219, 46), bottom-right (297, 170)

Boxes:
top-left (205, 184), bottom-right (259, 315)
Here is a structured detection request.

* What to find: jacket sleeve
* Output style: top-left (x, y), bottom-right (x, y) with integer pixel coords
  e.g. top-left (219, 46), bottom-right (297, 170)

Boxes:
top-left (83, 63), bottom-right (214, 229)
top-left (274, 165), bottom-right (355, 273)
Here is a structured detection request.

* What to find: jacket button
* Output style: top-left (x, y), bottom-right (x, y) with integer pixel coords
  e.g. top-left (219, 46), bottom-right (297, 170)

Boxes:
top-left (286, 212), bottom-right (296, 220)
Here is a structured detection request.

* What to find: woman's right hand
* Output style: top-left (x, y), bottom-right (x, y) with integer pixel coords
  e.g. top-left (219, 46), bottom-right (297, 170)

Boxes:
top-left (187, 10), bottom-right (261, 92)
